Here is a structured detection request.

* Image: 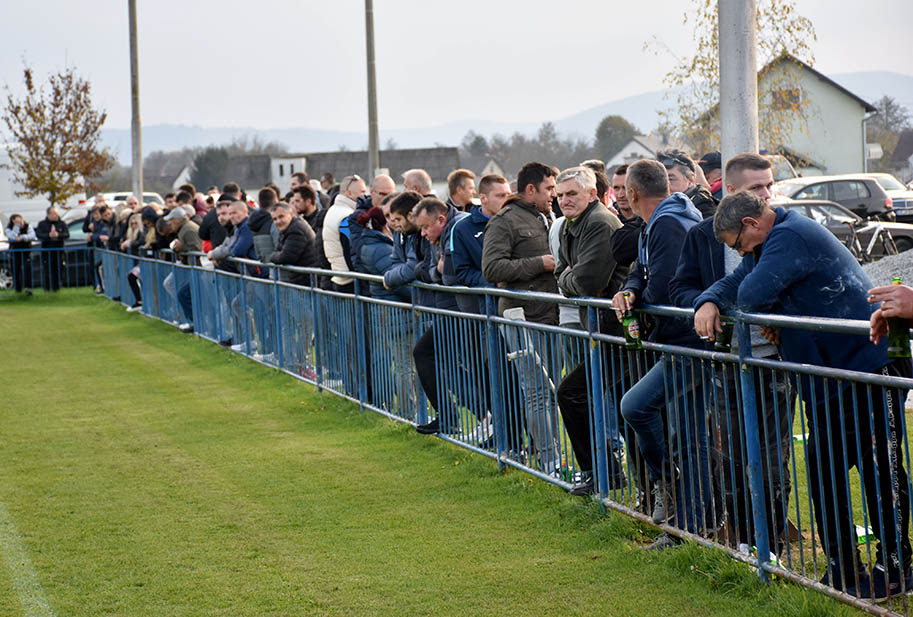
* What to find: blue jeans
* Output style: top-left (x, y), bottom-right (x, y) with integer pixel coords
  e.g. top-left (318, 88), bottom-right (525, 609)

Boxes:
top-left (621, 355), bottom-right (710, 533)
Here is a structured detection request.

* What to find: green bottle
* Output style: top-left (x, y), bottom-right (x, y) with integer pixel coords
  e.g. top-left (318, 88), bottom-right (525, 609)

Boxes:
top-left (715, 318), bottom-right (734, 353)
top-left (887, 276), bottom-right (911, 359)
top-left (622, 292), bottom-right (642, 350)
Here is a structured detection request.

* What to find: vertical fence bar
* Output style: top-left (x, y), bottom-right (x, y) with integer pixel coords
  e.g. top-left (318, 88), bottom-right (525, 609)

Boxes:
top-left (587, 306), bottom-right (609, 497)
top-left (737, 319), bottom-right (770, 580)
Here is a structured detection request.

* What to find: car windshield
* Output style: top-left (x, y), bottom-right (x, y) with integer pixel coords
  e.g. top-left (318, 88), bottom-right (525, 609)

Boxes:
top-left (872, 175), bottom-right (907, 191)
top-left (778, 180), bottom-right (805, 195)
top-left (807, 204), bottom-right (859, 226)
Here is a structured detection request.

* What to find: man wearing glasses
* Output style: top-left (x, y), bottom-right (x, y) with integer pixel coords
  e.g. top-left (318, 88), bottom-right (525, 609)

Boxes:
top-left (322, 174), bottom-right (366, 293)
top-left (655, 149), bottom-right (717, 219)
top-left (693, 191), bottom-right (912, 599)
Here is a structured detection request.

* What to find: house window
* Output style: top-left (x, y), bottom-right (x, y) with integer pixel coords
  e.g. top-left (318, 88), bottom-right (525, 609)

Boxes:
top-left (279, 164), bottom-right (284, 177)
top-left (771, 88), bottom-right (801, 111)
top-left (290, 164), bottom-right (295, 173)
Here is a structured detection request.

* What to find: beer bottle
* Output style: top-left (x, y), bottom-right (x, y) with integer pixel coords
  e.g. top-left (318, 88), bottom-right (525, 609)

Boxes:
top-left (715, 318), bottom-right (735, 353)
top-left (621, 291), bottom-right (642, 350)
top-left (887, 276), bottom-right (911, 359)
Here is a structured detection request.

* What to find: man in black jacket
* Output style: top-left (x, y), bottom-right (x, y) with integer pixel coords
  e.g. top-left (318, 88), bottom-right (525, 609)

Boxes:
top-left (35, 206), bottom-right (70, 291)
top-left (655, 149), bottom-right (717, 219)
top-left (668, 152), bottom-right (791, 555)
top-left (610, 164), bottom-right (644, 268)
top-left (268, 202), bottom-right (317, 285)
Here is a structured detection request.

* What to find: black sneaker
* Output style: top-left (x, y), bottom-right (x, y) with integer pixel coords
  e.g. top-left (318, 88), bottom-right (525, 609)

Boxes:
top-left (569, 476), bottom-right (595, 497)
top-left (415, 418), bottom-right (441, 434)
top-left (868, 564), bottom-right (913, 601)
top-left (112, 296), bottom-right (121, 302)
top-left (219, 338), bottom-right (233, 347)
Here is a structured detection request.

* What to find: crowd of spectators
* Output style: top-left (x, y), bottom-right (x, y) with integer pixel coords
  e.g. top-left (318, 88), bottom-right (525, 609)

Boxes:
top-left (9, 149), bottom-right (912, 601)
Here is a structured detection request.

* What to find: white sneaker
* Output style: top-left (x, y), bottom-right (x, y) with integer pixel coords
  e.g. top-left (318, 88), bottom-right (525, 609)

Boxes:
top-left (467, 413), bottom-right (493, 443)
top-left (252, 352), bottom-right (277, 364)
top-left (230, 343), bottom-right (247, 352)
top-left (126, 303), bottom-right (142, 312)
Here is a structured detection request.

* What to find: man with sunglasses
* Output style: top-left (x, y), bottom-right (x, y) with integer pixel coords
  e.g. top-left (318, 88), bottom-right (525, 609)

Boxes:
top-left (693, 191), bottom-right (913, 599)
top-left (669, 152), bottom-right (792, 558)
top-left (655, 149), bottom-right (717, 219)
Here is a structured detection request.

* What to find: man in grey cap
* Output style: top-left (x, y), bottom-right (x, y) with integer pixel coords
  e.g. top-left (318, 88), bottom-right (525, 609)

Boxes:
top-left (163, 207), bottom-right (202, 333)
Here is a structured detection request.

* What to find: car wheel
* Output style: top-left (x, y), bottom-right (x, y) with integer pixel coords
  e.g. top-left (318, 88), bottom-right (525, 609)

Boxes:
top-left (895, 237), bottom-right (913, 253)
top-left (0, 268), bottom-right (11, 290)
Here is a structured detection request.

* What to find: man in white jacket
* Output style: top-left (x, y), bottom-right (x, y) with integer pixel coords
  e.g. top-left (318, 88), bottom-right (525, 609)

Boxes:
top-left (322, 174), bottom-right (367, 292)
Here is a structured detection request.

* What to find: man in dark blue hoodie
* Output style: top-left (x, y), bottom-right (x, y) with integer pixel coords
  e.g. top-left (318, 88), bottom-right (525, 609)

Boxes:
top-left (612, 159), bottom-right (709, 548)
top-left (694, 191), bottom-right (912, 599)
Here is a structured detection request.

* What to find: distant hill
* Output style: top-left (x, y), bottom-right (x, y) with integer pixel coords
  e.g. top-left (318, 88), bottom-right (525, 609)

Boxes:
top-left (102, 70), bottom-right (913, 163)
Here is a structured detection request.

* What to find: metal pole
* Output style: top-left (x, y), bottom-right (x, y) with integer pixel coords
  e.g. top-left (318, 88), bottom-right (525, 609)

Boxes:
top-left (718, 0), bottom-right (758, 195)
top-left (364, 0), bottom-right (380, 180)
top-left (128, 0), bottom-right (143, 198)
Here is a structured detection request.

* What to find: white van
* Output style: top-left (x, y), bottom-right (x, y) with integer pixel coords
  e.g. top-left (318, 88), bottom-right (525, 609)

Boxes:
top-left (0, 144), bottom-right (87, 229)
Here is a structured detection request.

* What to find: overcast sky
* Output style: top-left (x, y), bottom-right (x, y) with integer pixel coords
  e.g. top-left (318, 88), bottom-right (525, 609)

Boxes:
top-left (0, 0), bottom-right (910, 133)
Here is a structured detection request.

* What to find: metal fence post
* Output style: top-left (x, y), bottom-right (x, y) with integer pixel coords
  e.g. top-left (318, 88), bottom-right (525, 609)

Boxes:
top-left (412, 285), bottom-right (428, 426)
top-left (354, 278), bottom-right (369, 410)
top-left (587, 306), bottom-right (610, 496)
top-left (273, 267), bottom-right (284, 370)
top-left (737, 318), bottom-right (771, 580)
top-left (485, 293), bottom-right (507, 469)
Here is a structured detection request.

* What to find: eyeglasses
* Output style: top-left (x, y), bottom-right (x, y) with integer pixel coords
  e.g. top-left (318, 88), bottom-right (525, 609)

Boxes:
top-left (341, 174), bottom-right (364, 192)
top-left (656, 155), bottom-right (694, 173)
top-left (732, 222), bottom-right (746, 252)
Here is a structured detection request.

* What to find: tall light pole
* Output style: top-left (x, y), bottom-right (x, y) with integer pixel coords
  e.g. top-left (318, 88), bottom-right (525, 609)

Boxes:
top-left (365, 0), bottom-right (380, 179)
top-left (128, 0), bottom-right (143, 197)
top-left (718, 0), bottom-right (758, 172)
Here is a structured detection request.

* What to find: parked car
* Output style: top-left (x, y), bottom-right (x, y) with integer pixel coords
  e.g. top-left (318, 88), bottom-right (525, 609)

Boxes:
top-left (775, 174), bottom-right (895, 220)
top-left (861, 173), bottom-right (913, 223)
top-left (0, 216), bottom-right (97, 290)
top-left (778, 199), bottom-right (913, 257)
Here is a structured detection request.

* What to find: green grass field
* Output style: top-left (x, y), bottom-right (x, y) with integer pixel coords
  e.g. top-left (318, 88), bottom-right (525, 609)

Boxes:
top-left (0, 290), bottom-right (859, 616)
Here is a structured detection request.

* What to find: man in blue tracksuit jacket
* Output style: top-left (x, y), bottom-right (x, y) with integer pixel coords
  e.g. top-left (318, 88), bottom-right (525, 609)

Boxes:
top-left (611, 159), bottom-right (709, 546)
top-left (694, 191), bottom-right (912, 597)
top-left (444, 174), bottom-right (511, 314)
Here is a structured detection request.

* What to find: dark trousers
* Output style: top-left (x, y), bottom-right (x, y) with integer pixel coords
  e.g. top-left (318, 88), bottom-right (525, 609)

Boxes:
top-left (40, 247), bottom-right (63, 291)
top-left (177, 282), bottom-right (193, 322)
top-left (128, 271), bottom-right (142, 304)
top-left (711, 360), bottom-right (793, 552)
top-left (10, 248), bottom-right (33, 292)
top-left (807, 358), bottom-right (912, 579)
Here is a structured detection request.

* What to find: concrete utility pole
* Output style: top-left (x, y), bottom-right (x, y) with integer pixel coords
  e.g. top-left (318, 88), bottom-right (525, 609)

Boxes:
top-left (365, 0), bottom-right (380, 180)
top-left (128, 0), bottom-right (143, 197)
top-left (718, 0), bottom-right (758, 186)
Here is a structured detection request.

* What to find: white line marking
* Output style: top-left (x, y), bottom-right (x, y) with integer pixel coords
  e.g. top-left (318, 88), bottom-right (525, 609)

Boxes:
top-left (0, 501), bottom-right (55, 617)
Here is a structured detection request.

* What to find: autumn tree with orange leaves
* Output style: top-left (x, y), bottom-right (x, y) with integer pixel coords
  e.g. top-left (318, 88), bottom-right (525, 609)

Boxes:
top-left (2, 66), bottom-right (112, 207)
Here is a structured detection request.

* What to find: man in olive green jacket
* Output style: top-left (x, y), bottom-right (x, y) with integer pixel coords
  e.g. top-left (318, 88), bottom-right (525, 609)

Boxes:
top-left (481, 161), bottom-right (559, 325)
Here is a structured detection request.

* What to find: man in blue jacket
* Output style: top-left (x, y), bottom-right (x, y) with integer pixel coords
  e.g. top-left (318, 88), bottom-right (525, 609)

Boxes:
top-left (669, 152), bottom-right (792, 556)
top-left (445, 173), bottom-right (510, 313)
top-left (411, 197), bottom-right (472, 435)
top-left (611, 159), bottom-right (709, 547)
top-left (694, 191), bottom-right (912, 599)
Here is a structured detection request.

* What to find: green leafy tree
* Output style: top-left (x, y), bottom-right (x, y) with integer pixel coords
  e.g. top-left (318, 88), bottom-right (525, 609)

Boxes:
top-left (650, 0), bottom-right (816, 153)
top-left (189, 147), bottom-right (229, 192)
top-left (2, 65), bottom-right (112, 206)
top-left (594, 115), bottom-right (639, 160)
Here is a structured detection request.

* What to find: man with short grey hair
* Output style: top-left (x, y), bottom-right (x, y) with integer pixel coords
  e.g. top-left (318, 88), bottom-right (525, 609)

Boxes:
top-left (553, 166), bottom-right (629, 496)
top-left (693, 190), bottom-right (912, 596)
top-left (402, 168), bottom-right (433, 196)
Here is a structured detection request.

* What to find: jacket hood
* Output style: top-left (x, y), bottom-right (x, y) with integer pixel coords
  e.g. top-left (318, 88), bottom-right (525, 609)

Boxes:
top-left (647, 192), bottom-right (702, 234)
top-left (362, 227), bottom-right (393, 245)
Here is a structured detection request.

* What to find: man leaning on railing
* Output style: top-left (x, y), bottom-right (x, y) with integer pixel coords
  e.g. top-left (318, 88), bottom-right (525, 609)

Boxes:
top-left (694, 191), bottom-right (913, 600)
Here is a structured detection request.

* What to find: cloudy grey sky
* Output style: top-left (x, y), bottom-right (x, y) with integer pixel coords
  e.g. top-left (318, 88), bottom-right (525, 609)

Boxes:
top-left (0, 0), bottom-right (910, 132)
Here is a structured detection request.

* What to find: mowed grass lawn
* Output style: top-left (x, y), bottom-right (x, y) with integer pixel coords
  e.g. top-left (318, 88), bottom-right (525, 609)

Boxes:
top-left (0, 290), bottom-right (857, 617)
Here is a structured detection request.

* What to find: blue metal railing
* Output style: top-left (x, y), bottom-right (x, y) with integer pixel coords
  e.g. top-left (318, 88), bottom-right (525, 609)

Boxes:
top-left (0, 245), bottom-right (96, 293)
top-left (72, 248), bottom-right (913, 616)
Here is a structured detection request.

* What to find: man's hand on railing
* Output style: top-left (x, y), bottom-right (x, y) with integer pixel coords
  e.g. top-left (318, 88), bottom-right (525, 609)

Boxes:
top-left (694, 302), bottom-right (722, 341)
top-left (611, 290), bottom-right (635, 323)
